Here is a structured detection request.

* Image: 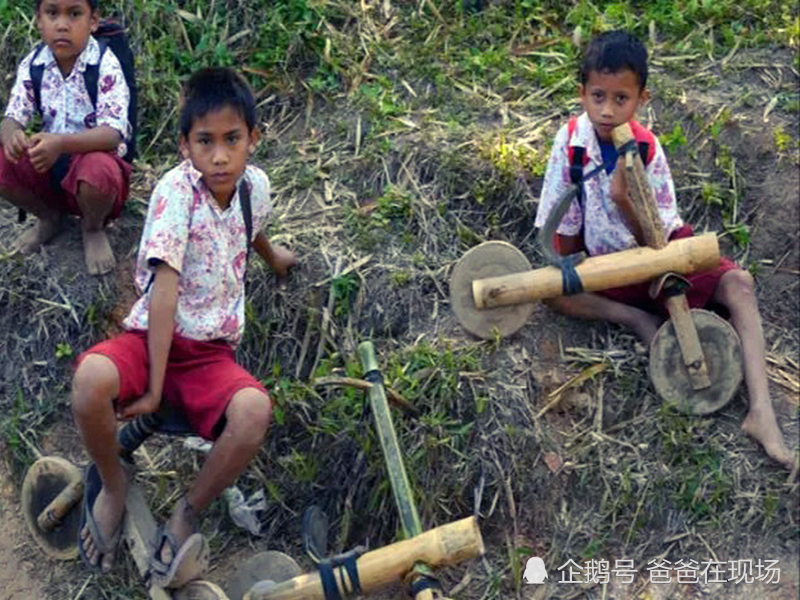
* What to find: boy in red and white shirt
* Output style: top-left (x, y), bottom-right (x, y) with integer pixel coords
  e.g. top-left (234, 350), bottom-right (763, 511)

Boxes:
top-left (72, 68), bottom-right (296, 582)
top-left (536, 30), bottom-right (793, 471)
top-left (0, 0), bottom-right (131, 274)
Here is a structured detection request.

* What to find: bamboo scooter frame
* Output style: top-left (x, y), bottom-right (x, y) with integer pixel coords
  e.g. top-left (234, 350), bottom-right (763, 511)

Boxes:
top-left (245, 341), bottom-right (485, 600)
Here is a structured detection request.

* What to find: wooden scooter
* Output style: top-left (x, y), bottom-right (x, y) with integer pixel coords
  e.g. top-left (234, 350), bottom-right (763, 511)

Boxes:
top-left (449, 122), bottom-right (743, 415)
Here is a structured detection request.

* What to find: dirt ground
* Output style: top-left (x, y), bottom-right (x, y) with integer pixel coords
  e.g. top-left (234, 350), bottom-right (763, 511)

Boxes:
top-left (1, 46), bottom-right (798, 600)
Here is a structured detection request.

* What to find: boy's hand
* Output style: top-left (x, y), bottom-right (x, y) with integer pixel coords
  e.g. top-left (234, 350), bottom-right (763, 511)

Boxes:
top-left (117, 390), bottom-right (162, 421)
top-left (268, 245), bottom-right (297, 279)
top-left (28, 132), bottom-right (63, 173)
top-left (4, 129), bottom-right (29, 163)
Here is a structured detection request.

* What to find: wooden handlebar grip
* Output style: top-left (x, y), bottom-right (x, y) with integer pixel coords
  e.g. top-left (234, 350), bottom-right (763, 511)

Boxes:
top-left (245, 517), bottom-right (484, 600)
top-left (611, 123), bottom-right (666, 250)
top-left (473, 233), bottom-right (719, 309)
top-left (37, 478), bottom-right (83, 532)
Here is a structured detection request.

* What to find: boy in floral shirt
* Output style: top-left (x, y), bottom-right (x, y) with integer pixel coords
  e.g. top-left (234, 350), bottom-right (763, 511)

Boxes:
top-left (536, 30), bottom-right (793, 470)
top-left (0, 0), bottom-right (131, 275)
top-left (71, 68), bottom-right (296, 583)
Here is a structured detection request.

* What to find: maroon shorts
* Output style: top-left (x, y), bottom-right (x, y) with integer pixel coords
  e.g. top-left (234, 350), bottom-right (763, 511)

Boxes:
top-left (0, 149), bottom-right (130, 220)
top-left (77, 330), bottom-right (269, 440)
top-left (598, 225), bottom-right (739, 313)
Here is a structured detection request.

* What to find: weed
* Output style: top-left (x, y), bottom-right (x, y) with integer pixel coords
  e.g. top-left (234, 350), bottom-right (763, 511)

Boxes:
top-left (660, 123), bottom-right (688, 153)
top-left (391, 270), bottom-right (412, 287)
top-left (773, 125), bottom-right (794, 152)
top-left (54, 342), bottom-right (73, 360)
top-left (331, 272), bottom-right (360, 318)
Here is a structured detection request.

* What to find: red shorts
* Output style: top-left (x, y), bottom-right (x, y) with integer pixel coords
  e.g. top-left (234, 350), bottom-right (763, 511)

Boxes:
top-left (598, 225), bottom-right (739, 313)
top-left (0, 149), bottom-right (130, 220)
top-left (77, 330), bottom-right (269, 440)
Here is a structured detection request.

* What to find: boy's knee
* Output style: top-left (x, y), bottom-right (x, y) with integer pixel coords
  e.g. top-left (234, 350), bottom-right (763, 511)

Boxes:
top-left (72, 354), bottom-right (119, 416)
top-left (226, 389), bottom-right (272, 441)
top-left (74, 153), bottom-right (121, 199)
top-left (717, 269), bottom-right (755, 305)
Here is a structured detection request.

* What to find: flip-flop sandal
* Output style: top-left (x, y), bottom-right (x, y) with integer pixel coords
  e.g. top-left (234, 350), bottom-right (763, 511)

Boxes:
top-left (149, 528), bottom-right (210, 589)
top-left (77, 463), bottom-right (124, 573)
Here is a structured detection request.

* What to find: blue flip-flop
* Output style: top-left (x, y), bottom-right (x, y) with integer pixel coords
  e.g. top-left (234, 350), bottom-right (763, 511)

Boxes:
top-left (77, 463), bottom-right (123, 573)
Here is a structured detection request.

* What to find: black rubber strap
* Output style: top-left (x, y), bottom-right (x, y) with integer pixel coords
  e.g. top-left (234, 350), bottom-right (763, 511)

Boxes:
top-left (340, 553), bottom-right (362, 596)
top-left (319, 561), bottom-right (342, 600)
top-left (560, 254), bottom-right (584, 296)
top-left (409, 576), bottom-right (441, 596)
top-left (363, 369), bottom-right (382, 385)
top-left (319, 551), bottom-right (363, 599)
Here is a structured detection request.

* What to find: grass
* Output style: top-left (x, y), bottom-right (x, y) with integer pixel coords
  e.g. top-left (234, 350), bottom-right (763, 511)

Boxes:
top-left (0, 1), bottom-right (799, 599)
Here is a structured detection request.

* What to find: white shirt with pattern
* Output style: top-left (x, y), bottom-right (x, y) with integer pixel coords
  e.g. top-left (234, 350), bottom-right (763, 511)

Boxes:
top-left (124, 160), bottom-right (272, 346)
top-left (4, 36), bottom-right (130, 157)
top-left (535, 112), bottom-right (683, 256)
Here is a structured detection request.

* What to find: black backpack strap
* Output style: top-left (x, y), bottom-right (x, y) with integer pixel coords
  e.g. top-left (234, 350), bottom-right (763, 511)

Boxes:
top-left (569, 146), bottom-right (586, 209)
top-left (29, 44), bottom-right (46, 116)
top-left (638, 141), bottom-right (650, 166)
top-left (239, 179), bottom-right (253, 270)
top-left (82, 41), bottom-right (106, 110)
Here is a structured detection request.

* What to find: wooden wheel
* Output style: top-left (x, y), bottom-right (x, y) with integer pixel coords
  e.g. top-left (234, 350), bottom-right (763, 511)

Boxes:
top-left (21, 456), bottom-right (83, 560)
top-left (450, 241), bottom-right (534, 339)
top-left (649, 309), bottom-right (743, 415)
top-left (174, 580), bottom-right (231, 600)
top-left (227, 551), bottom-right (302, 600)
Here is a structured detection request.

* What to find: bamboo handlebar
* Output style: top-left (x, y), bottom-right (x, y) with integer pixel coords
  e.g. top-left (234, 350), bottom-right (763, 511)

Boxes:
top-left (244, 517), bottom-right (484, 600)
top-left (473, 233), bottom-right (719, 309)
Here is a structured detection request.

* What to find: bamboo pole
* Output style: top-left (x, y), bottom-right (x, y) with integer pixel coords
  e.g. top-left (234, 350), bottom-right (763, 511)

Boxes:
top-left (473, 233), bottom-right (719, 308)
top-left (244, 517), bottom-right (484, 600)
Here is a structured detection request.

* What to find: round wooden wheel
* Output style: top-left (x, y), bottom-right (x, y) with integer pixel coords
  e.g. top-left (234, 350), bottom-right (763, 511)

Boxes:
top-left (174, 580), bottom-right (231, 600)
top-left (226, 551), bottom-right (302, 600)
top-left (21, 456), bottom-right (83, 560)
top-left (649, 309), bottom-right (743, 415)
top-left (450, 241), bottom-right (534, 339)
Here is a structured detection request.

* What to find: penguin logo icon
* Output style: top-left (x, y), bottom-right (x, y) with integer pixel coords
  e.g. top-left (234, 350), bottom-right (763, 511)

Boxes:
top-left (523, 556), bottom-right (548, 584)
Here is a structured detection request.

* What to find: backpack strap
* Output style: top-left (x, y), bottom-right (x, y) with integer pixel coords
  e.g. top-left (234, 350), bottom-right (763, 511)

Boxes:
top-left (29, 44), bottom-right (46, 116)
top-left (566, 117), bottom-right (587, 211)
top-left (566, 117), bottom-right (586, 184)
top-left (629, 120), bottom-right (657, 165)
top-left (82, 41), bottom-right (107, 110)
top-left (239, 178), bottom-right (253, 271)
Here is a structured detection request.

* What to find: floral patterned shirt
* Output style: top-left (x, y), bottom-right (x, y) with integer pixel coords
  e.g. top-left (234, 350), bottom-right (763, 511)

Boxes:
top-left (4, 36), bottom-right (130, 157)
top-left (124, 160), bottom-right (272, 346)
top-left (535, 112), bottom-right (683, 256)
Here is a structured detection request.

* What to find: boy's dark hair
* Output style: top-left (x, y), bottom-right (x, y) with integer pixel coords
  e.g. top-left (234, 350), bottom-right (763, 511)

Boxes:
top-left (580, 30), bottom-right (648, 90)
top-left (36, 0), bottom-right (99, 9)
top-left (179, 68), bottom-right (256, 138)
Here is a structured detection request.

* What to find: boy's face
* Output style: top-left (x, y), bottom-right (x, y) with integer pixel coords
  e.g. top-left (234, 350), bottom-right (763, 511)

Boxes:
top-left (180, 106), bottom-right (258, 208)
top-left (579, 68), bottom-right (648, 141)
top-left (37, 0), bottom-right (98, 75)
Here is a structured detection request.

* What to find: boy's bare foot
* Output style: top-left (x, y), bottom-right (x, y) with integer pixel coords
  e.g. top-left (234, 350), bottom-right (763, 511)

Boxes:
top-left (741, 410), bottom-right (795, 470)
top-left (82, 228), bottom-right (116, 275)
top-left (80, 479), bottom-right (128, 572)
top-left (12, 216), bottom-right (64, 254)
